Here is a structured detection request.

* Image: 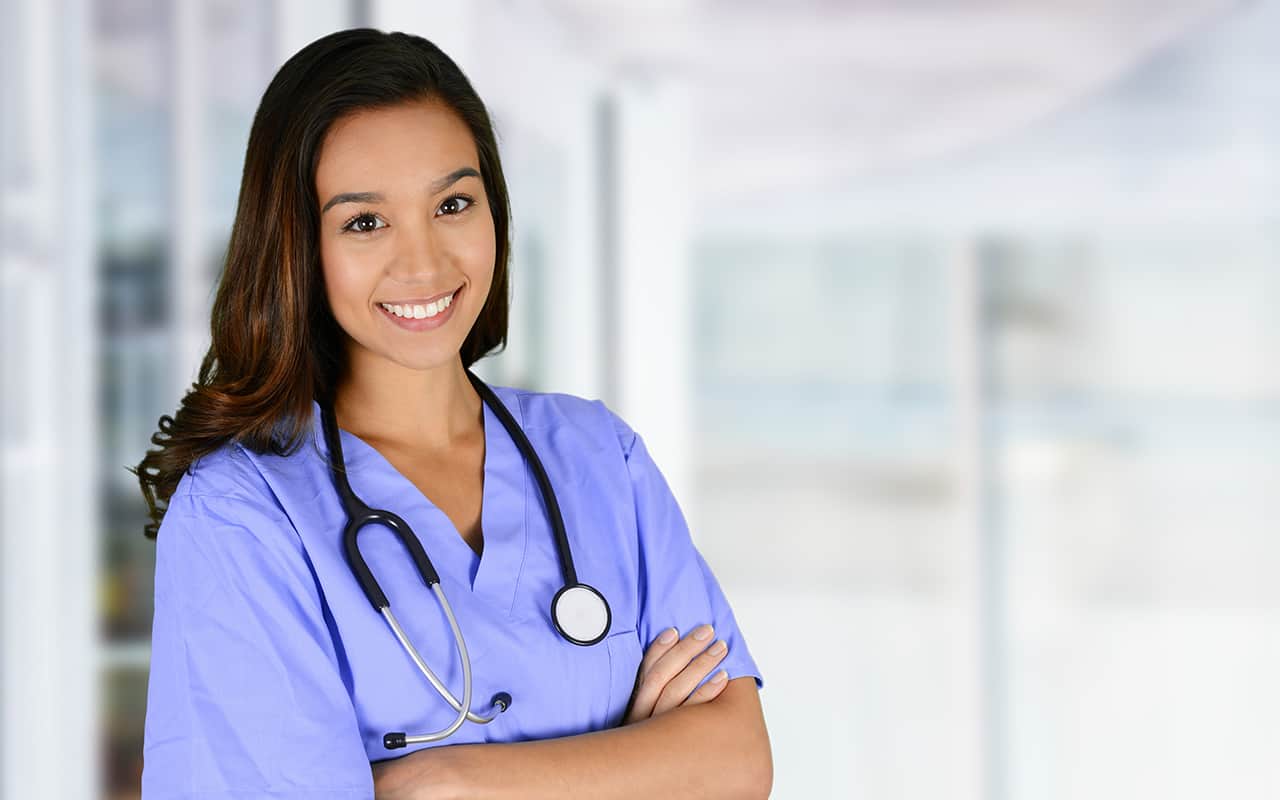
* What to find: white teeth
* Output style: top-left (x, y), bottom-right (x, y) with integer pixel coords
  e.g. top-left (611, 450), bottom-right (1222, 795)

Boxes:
top-left (380, 289), bottom-right (456, 320)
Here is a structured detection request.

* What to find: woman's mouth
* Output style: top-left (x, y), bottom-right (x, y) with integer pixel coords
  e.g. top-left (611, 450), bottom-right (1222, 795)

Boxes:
top-left (375, 285), bottom-right (462, 331)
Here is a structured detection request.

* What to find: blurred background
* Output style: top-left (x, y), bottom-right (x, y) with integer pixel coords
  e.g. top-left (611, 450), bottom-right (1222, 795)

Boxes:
top-left (3, 0), bottom-right (1279, 797)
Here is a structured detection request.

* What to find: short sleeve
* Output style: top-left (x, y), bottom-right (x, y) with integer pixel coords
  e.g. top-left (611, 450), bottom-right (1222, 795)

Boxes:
top-left (605, 406), bottom-right (765, 691)
top-left (141, 491), bottom-right (373, 798)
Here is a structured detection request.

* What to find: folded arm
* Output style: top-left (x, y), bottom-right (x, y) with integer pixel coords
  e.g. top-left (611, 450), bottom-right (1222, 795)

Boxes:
top-left (374, 677), bottom-right (771, 800)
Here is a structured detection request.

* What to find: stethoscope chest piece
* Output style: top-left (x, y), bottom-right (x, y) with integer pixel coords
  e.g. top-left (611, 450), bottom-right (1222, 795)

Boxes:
top-left (321, 369), bottom-right (616, 748)
top-left (552, 582), bottom-right (611, 646)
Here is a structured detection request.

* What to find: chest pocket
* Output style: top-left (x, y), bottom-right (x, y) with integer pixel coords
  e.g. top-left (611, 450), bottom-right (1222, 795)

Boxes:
top-left (604, 629), bottom-right (644, 728)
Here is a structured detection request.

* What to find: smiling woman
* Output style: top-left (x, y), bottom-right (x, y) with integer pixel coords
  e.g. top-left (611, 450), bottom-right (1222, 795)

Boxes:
top-left (130, 27), bottom-right (769, 800)
top-left (316, 102), bottom-right (494, 366)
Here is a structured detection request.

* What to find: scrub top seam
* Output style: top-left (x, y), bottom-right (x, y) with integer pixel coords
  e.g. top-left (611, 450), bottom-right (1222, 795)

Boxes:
top-left (508, 387), bottom-right (531, 620)
top-left (230, 444), bottom-right (301, 517)
top-left (178, 490), bottom-right (291, 526)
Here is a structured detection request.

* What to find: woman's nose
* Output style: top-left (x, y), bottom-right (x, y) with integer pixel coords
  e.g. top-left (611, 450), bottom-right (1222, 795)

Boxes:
top-left (388, 221), bottom-right (447, 281)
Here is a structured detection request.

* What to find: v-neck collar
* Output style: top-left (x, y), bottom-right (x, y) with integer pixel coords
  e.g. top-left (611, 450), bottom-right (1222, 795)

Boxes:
top-left (308, 383), bottom-right (529, 618)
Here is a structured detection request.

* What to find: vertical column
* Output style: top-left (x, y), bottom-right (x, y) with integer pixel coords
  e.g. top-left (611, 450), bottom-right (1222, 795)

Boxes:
top-left (596, 92), bottom-right (619, 404)
top-left (465, 3), bottom-right (609, 398)
top-left (614, 77), bottom-right (695, 506)
top-left (170, 0), bottom-right (208, 397)
top-left (948, 241), bottom-right (993, 800)
top-left (60, 2), bottom-right (100, 794)
top-left (0, 0), bottom-right (98, 796)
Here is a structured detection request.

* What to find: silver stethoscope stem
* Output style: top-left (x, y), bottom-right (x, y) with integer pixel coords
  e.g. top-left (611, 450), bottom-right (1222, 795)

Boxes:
top-left (320, 371), bottom-right (609, 748)
top-left (379, 583), bottom-right (505, 744)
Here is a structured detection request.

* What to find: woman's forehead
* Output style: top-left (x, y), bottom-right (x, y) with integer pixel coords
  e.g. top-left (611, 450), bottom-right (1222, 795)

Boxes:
top-left (315, 100), bottom-right (478, 195)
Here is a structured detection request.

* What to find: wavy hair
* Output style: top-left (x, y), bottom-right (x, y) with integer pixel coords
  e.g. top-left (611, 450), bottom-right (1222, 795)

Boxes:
top-left (129, 28), bottom-right (512, 539)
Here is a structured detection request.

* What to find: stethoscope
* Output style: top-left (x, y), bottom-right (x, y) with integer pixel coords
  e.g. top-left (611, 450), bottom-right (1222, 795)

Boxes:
top-left (318, 367), bottom-right (612, 749)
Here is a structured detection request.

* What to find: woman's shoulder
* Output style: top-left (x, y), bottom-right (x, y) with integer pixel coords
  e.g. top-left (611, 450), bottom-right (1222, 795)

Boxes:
top-left (167, 440), bottom-right (290, 522)
top-left (500, 384), bottom-right (638, 458)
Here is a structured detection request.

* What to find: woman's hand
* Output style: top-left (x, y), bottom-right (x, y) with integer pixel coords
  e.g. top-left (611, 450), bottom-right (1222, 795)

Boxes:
top-left (621, 624), bottom-right (730, 725)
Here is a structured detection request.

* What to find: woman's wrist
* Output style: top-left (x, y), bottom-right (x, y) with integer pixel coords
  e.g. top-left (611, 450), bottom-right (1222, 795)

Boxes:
top-left (372, 745), bottom-right (468, 800)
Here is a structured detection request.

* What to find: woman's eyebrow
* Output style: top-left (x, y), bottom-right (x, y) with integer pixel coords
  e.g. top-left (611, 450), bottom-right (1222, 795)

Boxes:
top-left (321, 166), bottom-right (481, 214)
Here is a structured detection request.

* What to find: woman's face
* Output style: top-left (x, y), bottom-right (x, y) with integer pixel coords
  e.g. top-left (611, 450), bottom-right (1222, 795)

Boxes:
top-left (315, 97), bottom-right (495, 374)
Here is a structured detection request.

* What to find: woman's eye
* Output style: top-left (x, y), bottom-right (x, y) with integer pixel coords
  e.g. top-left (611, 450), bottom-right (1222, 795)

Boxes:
top-left (340, 195), bottom-right (473, 234)
top-left (438, 194), bottom-right (474, 216)
top-left (341, 212), bottom-right (386, 234)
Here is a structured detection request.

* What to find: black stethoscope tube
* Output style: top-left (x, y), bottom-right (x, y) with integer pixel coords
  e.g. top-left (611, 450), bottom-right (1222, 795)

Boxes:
top-left (464, 369), bottom-right (580, 587)
top-left (317, 367), bottom-right (613, 748)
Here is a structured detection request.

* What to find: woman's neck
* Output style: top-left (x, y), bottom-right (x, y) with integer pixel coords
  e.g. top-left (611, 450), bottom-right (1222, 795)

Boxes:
top-left (332, 354), bottom-right (483, 453)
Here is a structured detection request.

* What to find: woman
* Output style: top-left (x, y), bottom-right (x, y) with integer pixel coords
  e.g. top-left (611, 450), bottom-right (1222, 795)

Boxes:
top-left (133, 28), bottom-right (770, 798)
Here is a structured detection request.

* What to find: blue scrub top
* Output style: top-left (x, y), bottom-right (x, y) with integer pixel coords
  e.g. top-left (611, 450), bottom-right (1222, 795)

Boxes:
top-left (141, 384), bottom-right (764, 797)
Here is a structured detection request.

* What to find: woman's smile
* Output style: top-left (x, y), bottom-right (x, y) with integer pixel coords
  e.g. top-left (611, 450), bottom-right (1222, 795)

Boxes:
top-left (375, 284), bottom-right (464, 331)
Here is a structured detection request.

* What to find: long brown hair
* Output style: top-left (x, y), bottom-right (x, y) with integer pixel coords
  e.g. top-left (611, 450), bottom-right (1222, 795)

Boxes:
top-left (129, 29), bottom-right (512, 539)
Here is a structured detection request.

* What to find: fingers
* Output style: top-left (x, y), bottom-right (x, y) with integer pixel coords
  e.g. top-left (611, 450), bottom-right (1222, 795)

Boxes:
top-left (680, 667), bottom-right (730, 707)
top-left (622, 626), bottom-right (683, 725)
top-left (635, 626), bottom-right (680, 686)
top-left (651, 632), bottom-right (729, 716)
top-left (626, 624), bottom-right (728, 722)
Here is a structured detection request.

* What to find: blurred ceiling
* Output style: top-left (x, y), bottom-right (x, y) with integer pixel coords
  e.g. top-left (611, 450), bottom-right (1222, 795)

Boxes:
top-left (538, 0), bottom-right (1242, 201)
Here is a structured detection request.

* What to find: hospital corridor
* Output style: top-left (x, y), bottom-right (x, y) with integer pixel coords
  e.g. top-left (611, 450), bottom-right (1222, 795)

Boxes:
top-left (2, 1), bottom-right (1280, 797)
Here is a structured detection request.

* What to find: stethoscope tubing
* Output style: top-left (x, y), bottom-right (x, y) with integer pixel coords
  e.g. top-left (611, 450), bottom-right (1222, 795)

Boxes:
top-left (381, 585), bottom-right (505, 725)
top-left (465, 370), bottom-right (580, 586)
top-left (317, 368), bottom-right (606, 749)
